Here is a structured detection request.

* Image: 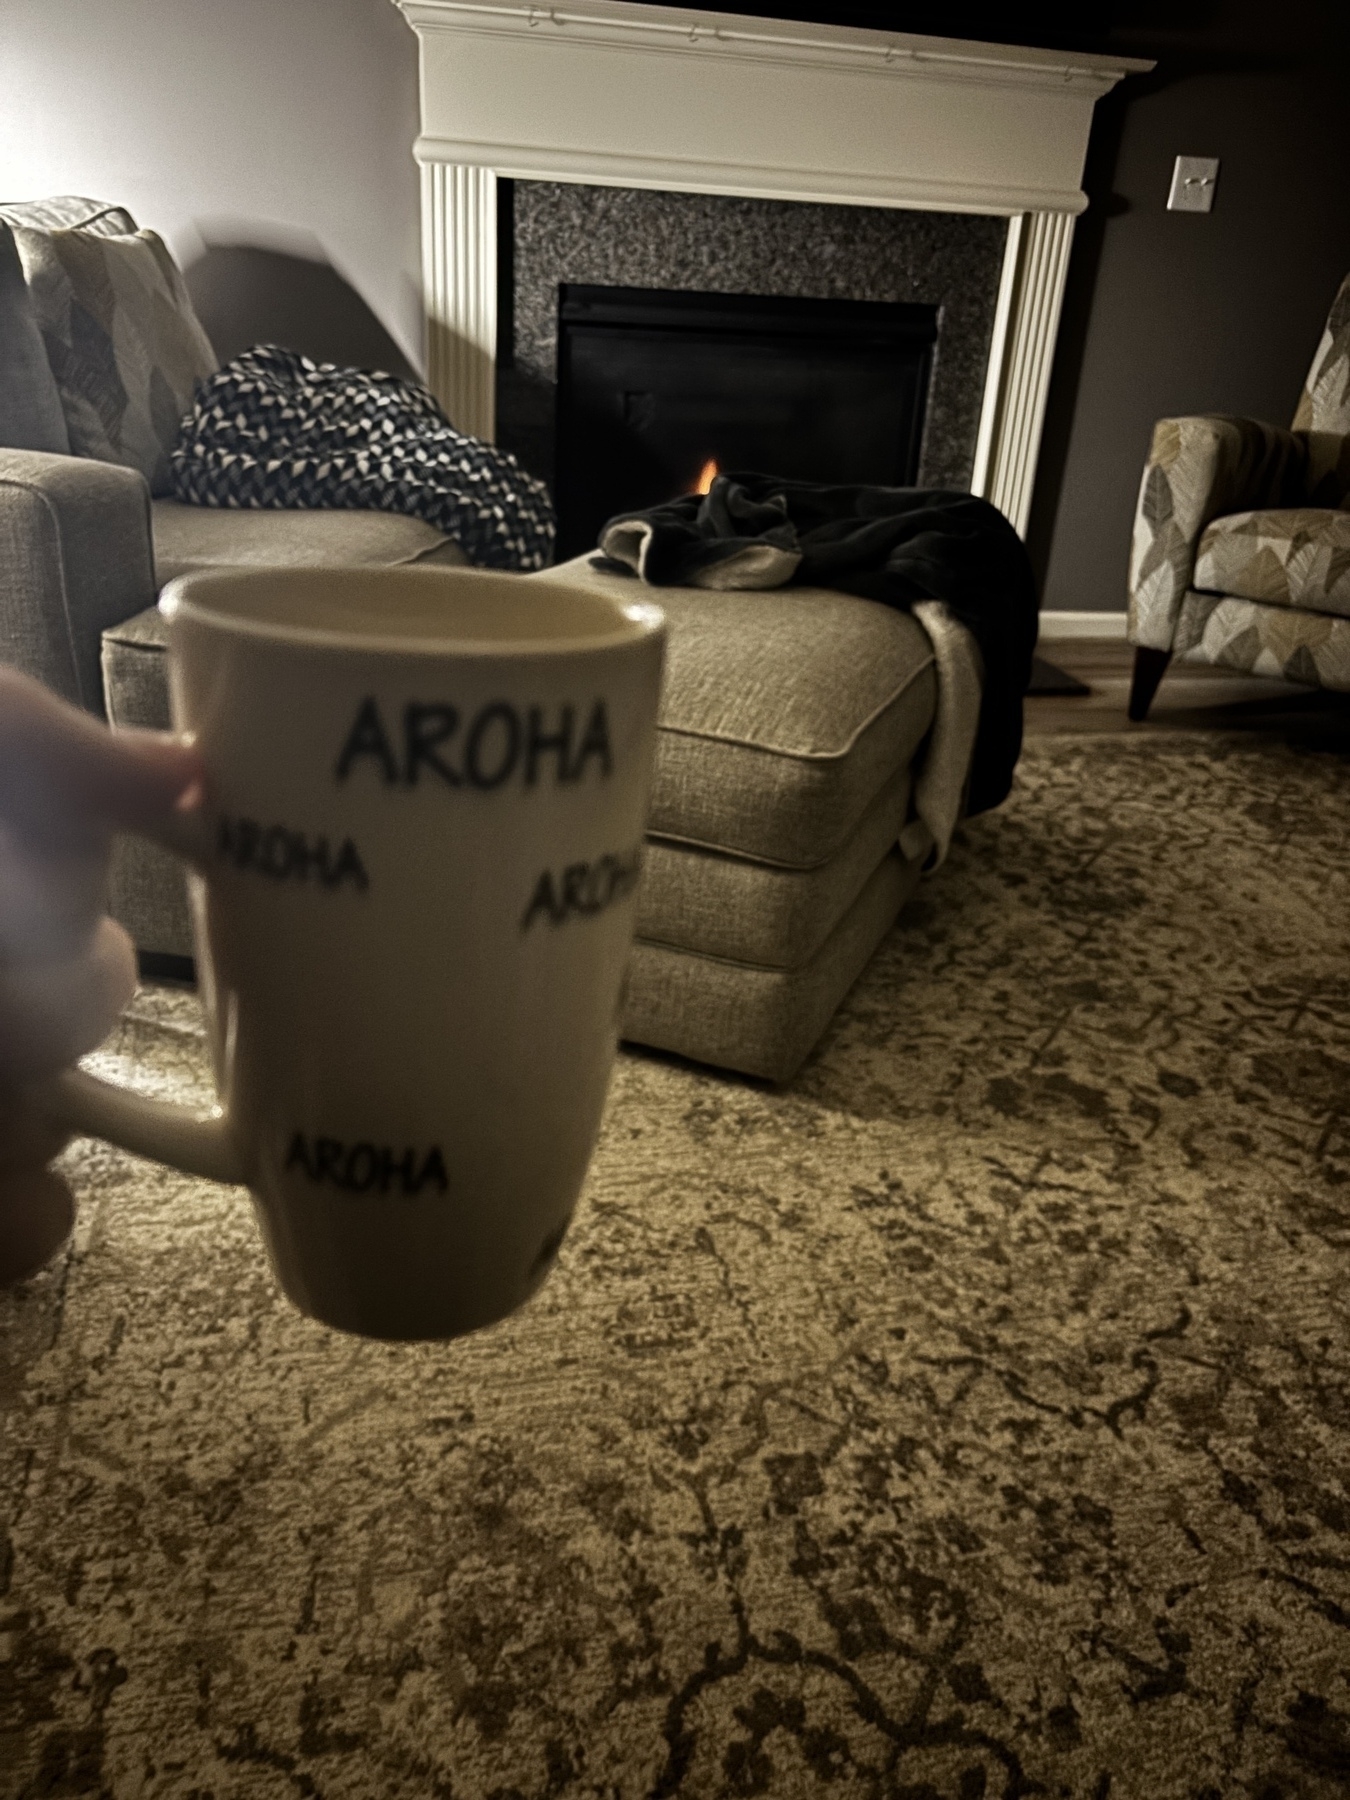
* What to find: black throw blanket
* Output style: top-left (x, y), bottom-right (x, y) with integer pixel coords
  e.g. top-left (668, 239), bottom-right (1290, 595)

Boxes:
top-left (599, 475), bottom-right (1039, 815)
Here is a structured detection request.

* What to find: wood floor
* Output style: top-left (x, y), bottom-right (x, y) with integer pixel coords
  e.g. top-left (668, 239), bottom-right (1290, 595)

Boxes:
top-left (1027, 639), bottom-right (1350, 754)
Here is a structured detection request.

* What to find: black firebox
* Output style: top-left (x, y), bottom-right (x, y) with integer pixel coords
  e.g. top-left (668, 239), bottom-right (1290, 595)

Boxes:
top-left (553, 284), bottom-right (938, 561)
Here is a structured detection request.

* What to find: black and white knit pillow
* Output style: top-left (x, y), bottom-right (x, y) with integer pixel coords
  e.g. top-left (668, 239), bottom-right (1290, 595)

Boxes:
top-left (170, 345), bottom-right (555, 571)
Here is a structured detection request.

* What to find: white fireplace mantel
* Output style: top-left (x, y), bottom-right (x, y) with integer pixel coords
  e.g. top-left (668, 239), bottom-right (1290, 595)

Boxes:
top-left (395, 0), bottom-right (1150, 532)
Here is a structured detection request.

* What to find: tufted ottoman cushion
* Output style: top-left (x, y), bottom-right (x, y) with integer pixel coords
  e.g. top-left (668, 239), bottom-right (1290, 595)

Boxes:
top-left (547, 556), bottom-right (935, 867)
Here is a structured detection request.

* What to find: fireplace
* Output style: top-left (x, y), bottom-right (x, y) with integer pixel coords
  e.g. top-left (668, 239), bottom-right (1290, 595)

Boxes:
top-left (496, 180), bottom-right (1008, 534)
top-left (552, 282), bottom-right (937, 558)
top-left (395, 0), bottom-right (1150, 538)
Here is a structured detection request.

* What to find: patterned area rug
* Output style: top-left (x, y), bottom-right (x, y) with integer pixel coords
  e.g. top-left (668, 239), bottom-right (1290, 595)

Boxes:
top-left (3, 732), bottom-right (1350, 1799)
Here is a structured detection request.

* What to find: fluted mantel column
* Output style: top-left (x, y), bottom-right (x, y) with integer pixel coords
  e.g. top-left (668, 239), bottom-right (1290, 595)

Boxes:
top-left (420, 162), bottom-right (497, 441)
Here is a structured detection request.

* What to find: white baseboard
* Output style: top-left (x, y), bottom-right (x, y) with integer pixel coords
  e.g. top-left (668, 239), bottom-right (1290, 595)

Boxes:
top-left (1038, 610), bottom-right (1128, 641)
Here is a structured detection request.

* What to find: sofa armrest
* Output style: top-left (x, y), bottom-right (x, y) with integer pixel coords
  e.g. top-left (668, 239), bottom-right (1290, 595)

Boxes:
top-left (1128, 417), bottom-right (1309, 652)
top-left (0, 449), bottom-right (155, 715)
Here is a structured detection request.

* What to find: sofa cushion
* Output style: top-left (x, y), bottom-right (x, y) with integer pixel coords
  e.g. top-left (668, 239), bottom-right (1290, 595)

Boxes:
top-left (102, 606), bottom-right (181, 733)
top-left (546, 556), bottom-right (936, 868)
top-left (12, 224), bottom-right (216, 495)
top-left (1175, 588), bottom-right (1350, 692)
top-left (0, 226), bottom-right (69, 453)
top-left (150, 499), bottom-right (468, 584)
top-left (106, 509), bottom-right (471, 720)
top-left (1195, 508), bottom-right (1350, 618)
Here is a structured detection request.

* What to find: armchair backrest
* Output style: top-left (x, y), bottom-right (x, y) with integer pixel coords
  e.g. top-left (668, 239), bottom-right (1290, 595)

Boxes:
top-left (1293, 272), bottom-right (1350, 433)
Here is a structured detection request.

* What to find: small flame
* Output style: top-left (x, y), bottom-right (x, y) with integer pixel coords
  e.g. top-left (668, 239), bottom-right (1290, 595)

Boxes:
top-left (693, 458), bottom-right (718, 496)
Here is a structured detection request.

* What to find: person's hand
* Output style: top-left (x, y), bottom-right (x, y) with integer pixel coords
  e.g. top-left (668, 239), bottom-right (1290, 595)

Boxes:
top-left (0, 669), bottom-right (202, 1284)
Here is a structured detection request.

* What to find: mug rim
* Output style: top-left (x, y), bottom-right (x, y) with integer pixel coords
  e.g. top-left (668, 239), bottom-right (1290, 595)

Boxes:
top-left (160, 565), bottom-right (666, 658)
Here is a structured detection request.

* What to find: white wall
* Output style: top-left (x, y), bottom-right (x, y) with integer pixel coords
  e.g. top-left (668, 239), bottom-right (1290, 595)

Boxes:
top-left (0, 0), bottom-right (425, 370)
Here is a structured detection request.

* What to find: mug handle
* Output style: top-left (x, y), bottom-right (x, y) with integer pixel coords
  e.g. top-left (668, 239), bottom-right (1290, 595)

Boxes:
top-left (28, 804), bottom-right (250, 1188)
top-left (38, 1067), bottom-right (246, 1185)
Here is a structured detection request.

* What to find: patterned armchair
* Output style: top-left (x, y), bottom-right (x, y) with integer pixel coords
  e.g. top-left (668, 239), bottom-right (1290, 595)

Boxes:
top-left (1127, 274), bottom-right (1350, 719)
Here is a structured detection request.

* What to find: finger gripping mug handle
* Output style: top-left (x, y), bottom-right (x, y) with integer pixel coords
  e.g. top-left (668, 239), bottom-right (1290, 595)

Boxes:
top-left (33, 800), bottom-right (249, 1188)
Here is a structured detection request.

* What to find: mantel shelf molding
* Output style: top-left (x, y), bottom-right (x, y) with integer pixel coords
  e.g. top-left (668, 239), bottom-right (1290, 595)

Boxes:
top-left (394, 0), bottom-right (1150, 534)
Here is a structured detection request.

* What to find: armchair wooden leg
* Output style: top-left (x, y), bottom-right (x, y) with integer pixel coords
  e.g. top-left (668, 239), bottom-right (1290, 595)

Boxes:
top-left (1128, 646), bottom-right (1172, 722)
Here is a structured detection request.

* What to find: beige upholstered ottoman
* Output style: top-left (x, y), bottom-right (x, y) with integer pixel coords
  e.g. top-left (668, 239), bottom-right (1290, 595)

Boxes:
top-left (545, 557), bottom-right (936, 1079)
top-left (101, 554), bottom-right (938, 1082)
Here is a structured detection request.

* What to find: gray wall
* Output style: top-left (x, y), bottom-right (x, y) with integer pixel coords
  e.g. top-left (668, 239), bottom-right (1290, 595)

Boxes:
top-left (0, 0), bottom-right (424, 374)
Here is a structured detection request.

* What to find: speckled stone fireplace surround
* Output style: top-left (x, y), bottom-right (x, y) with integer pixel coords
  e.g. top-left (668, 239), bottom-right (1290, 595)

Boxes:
top-left (496, 181), bottom-right (1008, 496)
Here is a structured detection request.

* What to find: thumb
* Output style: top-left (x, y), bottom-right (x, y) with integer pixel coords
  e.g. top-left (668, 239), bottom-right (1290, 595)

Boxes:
top-left (0, 670), bottom-right (203, 845)
top-left (79, 727), bottom-right (205, 835)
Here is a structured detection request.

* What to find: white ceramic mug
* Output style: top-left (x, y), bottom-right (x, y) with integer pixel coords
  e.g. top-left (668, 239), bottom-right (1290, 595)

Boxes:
top-left (41, 565), bottom-right (665, 1340)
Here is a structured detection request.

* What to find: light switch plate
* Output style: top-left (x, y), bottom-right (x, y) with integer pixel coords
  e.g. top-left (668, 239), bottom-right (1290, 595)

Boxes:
top-left (1168, 155), bottom-right (1220, 213)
